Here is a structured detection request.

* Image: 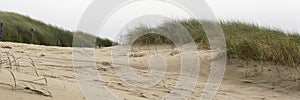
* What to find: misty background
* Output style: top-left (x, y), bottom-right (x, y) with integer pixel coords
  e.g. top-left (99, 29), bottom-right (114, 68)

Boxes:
top-left (0, 0), bottom-right (299, 39)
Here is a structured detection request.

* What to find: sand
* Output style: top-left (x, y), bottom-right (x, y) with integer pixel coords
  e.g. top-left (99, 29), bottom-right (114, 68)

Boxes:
top-left (0, 42), bottom-right (299, 100)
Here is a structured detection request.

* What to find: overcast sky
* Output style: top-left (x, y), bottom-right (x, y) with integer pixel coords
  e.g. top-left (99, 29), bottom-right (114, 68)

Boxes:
top-left (0, 0), bottom-right (299, 39)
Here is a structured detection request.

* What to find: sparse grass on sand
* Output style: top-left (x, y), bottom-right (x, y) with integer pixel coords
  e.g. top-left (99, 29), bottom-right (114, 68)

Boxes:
top-left (0, 49), bottom-right (52, 97)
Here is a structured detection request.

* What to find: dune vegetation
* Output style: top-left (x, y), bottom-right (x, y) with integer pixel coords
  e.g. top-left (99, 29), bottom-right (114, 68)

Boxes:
top-left (0, 10), bottom-right (299, 66)
top-left (123, 19), bottom-right (300, 66)
top-left (0, 11), bottom-right (114, 47)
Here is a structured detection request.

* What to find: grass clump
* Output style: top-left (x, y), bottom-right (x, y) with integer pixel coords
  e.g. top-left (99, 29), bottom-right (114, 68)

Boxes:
top-left (123, 19), bottom-right (300, 66)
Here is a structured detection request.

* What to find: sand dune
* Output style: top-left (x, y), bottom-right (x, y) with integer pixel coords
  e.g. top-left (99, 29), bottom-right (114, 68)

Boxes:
top-left (0, 42), bottom-right (299, 100)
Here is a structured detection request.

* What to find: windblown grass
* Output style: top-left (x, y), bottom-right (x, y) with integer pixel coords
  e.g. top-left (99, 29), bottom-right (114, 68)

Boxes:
top-left (123, 19), bottom-right (300, 66)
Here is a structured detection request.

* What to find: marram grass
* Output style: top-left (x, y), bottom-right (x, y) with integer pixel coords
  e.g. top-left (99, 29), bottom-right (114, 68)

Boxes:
top-left (0, 11), bottom-right (114, 47)
top-left (124, 19), bottom-right (300, 66)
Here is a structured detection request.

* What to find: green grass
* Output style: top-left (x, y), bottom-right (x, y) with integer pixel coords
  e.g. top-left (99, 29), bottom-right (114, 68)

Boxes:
top-left (124, 19), bottom-right (300, 66)
top-left (0, 11), bottom-right (114, 47)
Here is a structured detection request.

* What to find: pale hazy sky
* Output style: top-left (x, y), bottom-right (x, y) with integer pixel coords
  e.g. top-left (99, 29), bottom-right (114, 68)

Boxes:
top-left (0, 0), bottom-right (299, 39)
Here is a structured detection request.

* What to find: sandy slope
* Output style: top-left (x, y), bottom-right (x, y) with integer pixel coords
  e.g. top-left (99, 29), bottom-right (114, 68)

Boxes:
top-left (0, 42), bottom-right (299, 100)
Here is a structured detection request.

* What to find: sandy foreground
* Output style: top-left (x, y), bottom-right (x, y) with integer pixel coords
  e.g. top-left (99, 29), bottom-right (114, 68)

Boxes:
top-left (0, 42), bottom-right (300, 100)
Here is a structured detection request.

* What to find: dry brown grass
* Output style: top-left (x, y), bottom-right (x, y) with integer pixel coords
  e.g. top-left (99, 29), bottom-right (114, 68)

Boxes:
top-left (0, 50), bottom-right (52, 97)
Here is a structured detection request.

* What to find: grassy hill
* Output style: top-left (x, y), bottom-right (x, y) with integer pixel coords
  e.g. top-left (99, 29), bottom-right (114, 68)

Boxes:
top-left (124, 19), bottom-right (300, 66)
top-left (0, 11), bottom-right (114, 47)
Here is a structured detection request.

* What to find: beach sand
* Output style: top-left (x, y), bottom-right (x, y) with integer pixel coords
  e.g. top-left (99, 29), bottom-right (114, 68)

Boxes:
top-left (0, 42), bottom-right (299, 100)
